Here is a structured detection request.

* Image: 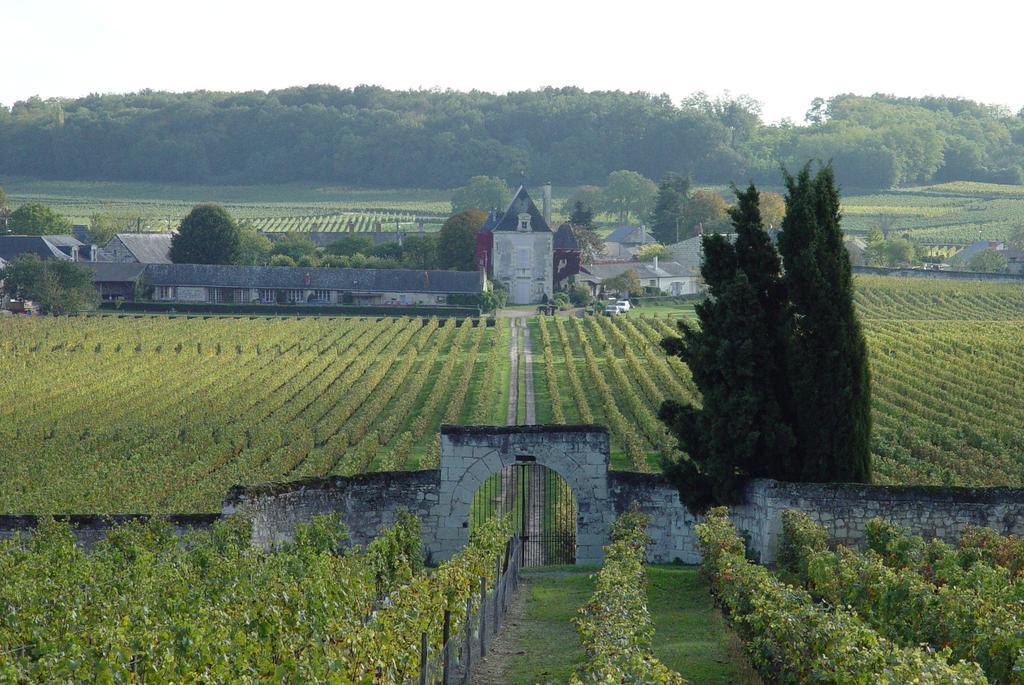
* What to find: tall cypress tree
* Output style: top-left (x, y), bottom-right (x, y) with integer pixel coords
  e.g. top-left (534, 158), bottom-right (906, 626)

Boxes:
top-left (777, 164), bottom-right (872, 482)
top-left (659, 185), bottom-right (796, 510)
top-left (649, 173), bottom-right (691, 245)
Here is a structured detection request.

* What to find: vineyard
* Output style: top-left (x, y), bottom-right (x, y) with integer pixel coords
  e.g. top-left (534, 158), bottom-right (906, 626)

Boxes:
top-left (840, 182), bottom-right (1024, 243)
top-left (0, 512), bottom-right (514, 683)
top-left (776, 510), bottom-right (1024, 684)
top-left (697, 508), bottom-right (997, 684)
top-left (0, 315), bottom-right (508, 512)
top-left (248, 211), bottom-right (442, 233)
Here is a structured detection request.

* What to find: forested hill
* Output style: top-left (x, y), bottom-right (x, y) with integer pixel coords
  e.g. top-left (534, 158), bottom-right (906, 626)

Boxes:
top-left (2, 86), bottom-right (1023, 190)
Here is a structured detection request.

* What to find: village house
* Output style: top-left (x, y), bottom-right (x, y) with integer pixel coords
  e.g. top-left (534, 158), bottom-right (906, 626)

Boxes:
top-left (96, 233), bottom-right (173, 264)
top-left (580, 257), bottom-right (696, 297)
top-left (602, 225), bottom-right (657, 259)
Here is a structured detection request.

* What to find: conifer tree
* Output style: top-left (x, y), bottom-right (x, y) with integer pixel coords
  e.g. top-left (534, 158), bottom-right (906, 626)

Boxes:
top-left (649, 173), bottom-right (691, 245)
top-left (777, 164), bottom-right (872, 482)
top-left (659, 185), bottom-right (796, 509)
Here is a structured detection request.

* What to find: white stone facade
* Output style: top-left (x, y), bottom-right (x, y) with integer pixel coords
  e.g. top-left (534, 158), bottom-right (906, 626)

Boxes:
top-left (492, 231), bottom-right (553, 305)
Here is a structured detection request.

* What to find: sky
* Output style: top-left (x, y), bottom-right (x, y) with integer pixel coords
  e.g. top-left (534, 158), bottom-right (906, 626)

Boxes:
top-left (5, 0), bottom-right (1024, 124)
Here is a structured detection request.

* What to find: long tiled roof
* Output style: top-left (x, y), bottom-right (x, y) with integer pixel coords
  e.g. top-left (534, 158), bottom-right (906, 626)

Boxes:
top-left (0, 236), bottom-right (73, 262)
top-left (88, 262), bottom-right (147, 283)
top-left (143, 263), bottom-right (484, 293)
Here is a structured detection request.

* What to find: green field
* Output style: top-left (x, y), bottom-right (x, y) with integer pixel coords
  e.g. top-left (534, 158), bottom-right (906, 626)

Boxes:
top-left (0, 315), bottom-right (508, 512)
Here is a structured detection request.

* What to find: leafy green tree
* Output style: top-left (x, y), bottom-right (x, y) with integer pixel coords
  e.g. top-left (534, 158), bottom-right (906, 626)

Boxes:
top-left (438, 209), bottom-right (486, 270)
top-left (325, 234), bottom-right (375, 256)
top-left (561, 186), bottom-right (603, 217)
top-left (601, 269), bottom-right (642, 297)
top-left (968, 249), bottom-right (1008, 273)
top-left (9, 203), bottom-right (71, 235)
top-left (635, 244), bottom-right (670, 262)
top-left (659, 186), bottom-right (796, 510)
top-left (170, 204), bottom-right (241, 265)
top-left (400, 234), bottom-right (439, 269)
top-left (776, 164), bottom-right (871, 483)
top-left (271, 233), bottom-right (318, 263)
top-left (0, 254), bottom-right (99, 314)
top-left (649, 173), bottom-right (690, 244)
top-left (269, 254), bottom-right (297, 267)
top-left (86, 213), bottom-right (122, 245)
top-left (683, 190), bottom-right (730, 235)
top-left (602, 170), bottom-right (657, 223)
top-left (569, 200), bottom-right (595, 229)
top-left (236, 223), bottom-right (273, 265)
top-left (451, 176), bottom-right (510, 213)
top-left (759, 191), bottom-right (786, 228)
top-left (0, 186), bottom-right (7, 209)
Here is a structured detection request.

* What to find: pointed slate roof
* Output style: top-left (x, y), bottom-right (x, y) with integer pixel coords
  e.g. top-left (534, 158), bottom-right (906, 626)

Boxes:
top-left (553, 223), bottom-right (579, 250)
top-left (493, 187), bottom-right (551, 233)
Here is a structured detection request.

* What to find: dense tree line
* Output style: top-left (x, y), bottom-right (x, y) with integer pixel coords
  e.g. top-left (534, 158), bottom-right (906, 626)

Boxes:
top-left (2, 88), bottom-right (1023, 190)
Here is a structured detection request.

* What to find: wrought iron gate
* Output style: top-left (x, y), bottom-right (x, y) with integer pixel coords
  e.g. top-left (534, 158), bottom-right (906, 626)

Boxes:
top-left (470, 462), bottom-right (576, 566)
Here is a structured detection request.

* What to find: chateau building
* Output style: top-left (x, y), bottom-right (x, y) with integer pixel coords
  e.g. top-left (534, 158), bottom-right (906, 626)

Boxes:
top-left (476, 185), bottom-right (581, 305)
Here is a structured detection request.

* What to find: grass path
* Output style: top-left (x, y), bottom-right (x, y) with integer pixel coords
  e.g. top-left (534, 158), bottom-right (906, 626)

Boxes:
top-left (472, 566), bottom-right (760, 685)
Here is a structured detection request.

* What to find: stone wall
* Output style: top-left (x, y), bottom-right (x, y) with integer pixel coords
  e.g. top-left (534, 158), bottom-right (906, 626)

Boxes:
top-left (741, 479), bottom-right (1024, 564)
top-left (222, 470), bottom-right (441, 557)
top-left (11, 428), bottom-right (1024, 565)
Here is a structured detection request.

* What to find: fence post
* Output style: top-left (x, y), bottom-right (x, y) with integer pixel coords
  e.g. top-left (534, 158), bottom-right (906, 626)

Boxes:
top-left (479, 576), bottom-right (487, 658)
top-left (442, 609), bottom-right (451, 685)
top-left (419, 631), bottom-right (428, 685)
top-left (494, 554), bottom-right (502, 629)
top-left (463, 597), bottom-right (473, 684)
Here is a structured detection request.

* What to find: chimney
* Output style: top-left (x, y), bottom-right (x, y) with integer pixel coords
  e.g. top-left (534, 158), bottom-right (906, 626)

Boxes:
top-left (542, 182), bottom-right (552, 226)
top-left (653, 255), bottom-right (659, 271)
top-left (698, 222), bottom-right (704, 236)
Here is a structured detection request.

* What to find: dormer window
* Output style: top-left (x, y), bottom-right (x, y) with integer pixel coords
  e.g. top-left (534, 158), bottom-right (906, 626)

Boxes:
top-left (517, 213), bottom-right (531, 232)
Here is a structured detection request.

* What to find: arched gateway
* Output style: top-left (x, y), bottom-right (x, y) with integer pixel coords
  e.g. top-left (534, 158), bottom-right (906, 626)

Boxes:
top-left (432, 425), bottom-right (612, 565)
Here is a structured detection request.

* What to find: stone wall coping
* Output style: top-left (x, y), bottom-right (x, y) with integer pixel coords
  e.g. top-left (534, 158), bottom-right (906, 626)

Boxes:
top-left (223, 469), bottom-right (440, 505)
top-left (440, 423), bottom-right (608, 436)
top-left (748, 478), bottom-right (1024, 504)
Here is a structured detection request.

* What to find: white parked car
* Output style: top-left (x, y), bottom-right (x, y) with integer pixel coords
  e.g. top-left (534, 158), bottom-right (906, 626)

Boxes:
top-left (603, 304), bottom-right (622, 315)
top-left (616, 300), bottom-right (632, 312)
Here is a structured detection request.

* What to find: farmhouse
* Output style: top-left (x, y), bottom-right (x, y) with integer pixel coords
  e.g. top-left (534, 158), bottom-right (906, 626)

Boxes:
top-left (96, 233), bottom-right (173, 264)
top-left (581, 258), bottom-right (696, 297)
top-left (141, 263), bottom-right (485, 305)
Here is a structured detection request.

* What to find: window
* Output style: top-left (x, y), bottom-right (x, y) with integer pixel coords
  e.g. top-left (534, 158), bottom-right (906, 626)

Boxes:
top-left (209, 288), bottom-right (224, 304)
top-left (156, 286), bottom-right (174, 300)
top-left (286, 289), bottom-right (303, 304)
top-left (260, 289), bottom-right (275, 304)
top-left (235, 289), bottom-right (250, 304)
top-left (517, 212), bottom-right (531, 232)
top-left (649, 279), bottom-right (657, 287)
top-left (516, 248), bottom-right (531, 277)
top-left (312, 289), bottom-right (331, 303)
